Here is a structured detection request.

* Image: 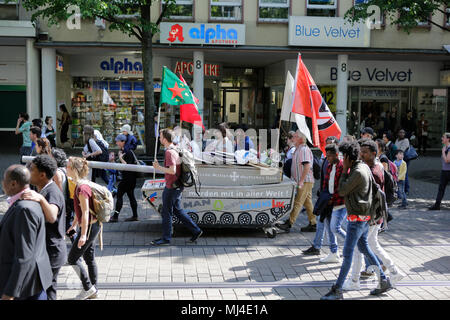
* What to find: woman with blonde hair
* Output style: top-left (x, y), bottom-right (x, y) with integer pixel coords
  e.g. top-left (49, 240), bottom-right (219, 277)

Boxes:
top-left (65, 157), bottom-right (100, 300)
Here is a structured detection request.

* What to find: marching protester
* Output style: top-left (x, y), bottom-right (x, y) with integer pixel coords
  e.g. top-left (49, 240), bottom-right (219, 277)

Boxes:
top-left (303, 143), bottom-right (346, 262)
top-left (110, 134), bottom-right (139, 223)
top-left (342, 139), bottom-right (404, 292)
top-left (66, 157), bottom-right (100, 300)
top-left (382, 132), bottom-right (398, 162)
top-left (0, 165), bottom-right (52, 300)
top-left (21, 155), bottom-right (67, 300)
top-left (429, 132), bottom-right (450, 211)
top-left (276, 131), bottom-right (316, 233)
top-left (151, 128), bottom-right (203, 246)
top-left (321, 140), bottom-right (392, 300)
top-left (15, 113), bottom-right (32, 163)
top-left (35, 137), bottom-right (52, 156)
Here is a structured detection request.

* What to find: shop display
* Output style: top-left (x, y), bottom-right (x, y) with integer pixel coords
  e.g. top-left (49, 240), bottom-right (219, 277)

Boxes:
top-left (417, 88), bottom-right (447, 147)
top-left (70, 77), bottom-right (146, 147)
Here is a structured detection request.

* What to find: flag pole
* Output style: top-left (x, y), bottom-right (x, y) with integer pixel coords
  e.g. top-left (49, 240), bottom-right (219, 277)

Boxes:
top-left (153, 105), bottom-right (161, 180)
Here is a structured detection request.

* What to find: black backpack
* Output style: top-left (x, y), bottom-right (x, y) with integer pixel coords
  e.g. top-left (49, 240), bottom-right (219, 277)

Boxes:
top-left (87, 139), bottom-right (109, 162)
top-left (283, 158), bottom-right (292, 178)
top-left (383, 169), bottom-right (398, 207)
top-left (313, 156), bottom-right (321, 180)
top-left (369, 173), bottom-right (389, 229)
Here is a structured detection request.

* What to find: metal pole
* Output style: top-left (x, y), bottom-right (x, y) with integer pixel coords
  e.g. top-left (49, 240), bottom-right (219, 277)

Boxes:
top-left (154, 105), bottom-right (161, 179)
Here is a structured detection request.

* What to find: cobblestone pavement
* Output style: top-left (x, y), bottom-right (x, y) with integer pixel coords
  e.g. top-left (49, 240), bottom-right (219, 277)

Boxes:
top-left (1, 153), bottom-right (450, 300)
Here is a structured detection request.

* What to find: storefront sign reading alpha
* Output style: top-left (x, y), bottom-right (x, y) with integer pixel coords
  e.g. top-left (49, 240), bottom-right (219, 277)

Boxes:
top-left (160, 22), bottom-right (245, 45)
top-left (289, 17), bottom-right (370, 47)
top-left (100, 58), bottom-right (143, 75)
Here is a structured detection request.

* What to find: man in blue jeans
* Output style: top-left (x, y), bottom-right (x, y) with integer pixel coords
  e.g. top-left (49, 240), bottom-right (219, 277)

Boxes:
top-left (321, 140), bottom-right (393, 300)
top-left (152, 129), bottom-right (203, 246)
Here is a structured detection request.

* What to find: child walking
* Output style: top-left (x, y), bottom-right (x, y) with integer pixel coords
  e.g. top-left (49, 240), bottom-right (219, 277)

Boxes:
top-left (395, 150), bottom-right (408, 209)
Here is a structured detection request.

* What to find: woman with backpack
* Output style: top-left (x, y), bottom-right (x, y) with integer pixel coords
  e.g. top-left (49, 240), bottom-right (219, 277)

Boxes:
top-left (110, 134), bottom-right (139, 223)
top-left (82, 125), bottom-right (109, 184)
top-left (66, 157), bottom-right (100, 300)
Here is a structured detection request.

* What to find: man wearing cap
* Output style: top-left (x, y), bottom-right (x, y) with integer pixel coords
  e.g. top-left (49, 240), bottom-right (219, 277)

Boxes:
top-left (361, 127), bottom-right (374, 140)
top-left (120, 124), bottom-right (138, 153)
top-left (110, 134), bottom-right (139, 222)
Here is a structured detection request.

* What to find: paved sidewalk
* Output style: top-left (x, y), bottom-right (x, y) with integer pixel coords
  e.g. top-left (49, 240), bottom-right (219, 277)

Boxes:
top-left (1, 153), bottom-right (450, 300)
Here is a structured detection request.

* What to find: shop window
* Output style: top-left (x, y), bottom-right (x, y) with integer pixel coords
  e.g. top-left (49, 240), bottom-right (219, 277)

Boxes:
top-left (210, 0), bottom-right (242, 22)
top-left (162, 0), bottom-right (194, 21)
top-left (258, 0), bottom-right (290, 23)
top-left (306, 0), bottom-right (337, 17)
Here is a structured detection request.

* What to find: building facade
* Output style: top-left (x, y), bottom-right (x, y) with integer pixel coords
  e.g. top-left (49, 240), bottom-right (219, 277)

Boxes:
top-left (1, 0), bottom-right (450, 149)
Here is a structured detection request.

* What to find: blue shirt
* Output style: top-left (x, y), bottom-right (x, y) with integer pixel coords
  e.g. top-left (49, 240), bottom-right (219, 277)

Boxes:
top-left (19, 121), bottom-right (32, 147)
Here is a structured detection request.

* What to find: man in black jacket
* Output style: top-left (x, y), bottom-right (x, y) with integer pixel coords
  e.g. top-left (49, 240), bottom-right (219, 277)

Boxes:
top-left (0, 165), bottom-right (52, 300)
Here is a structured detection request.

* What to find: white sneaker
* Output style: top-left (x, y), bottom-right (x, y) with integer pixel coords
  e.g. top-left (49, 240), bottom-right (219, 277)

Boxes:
top-left (74, 286), bottom-right (98, 300)
top-left (319, 252), bottom-right (341, 263)
top-left (390, 270), bottom-right (406, 285)
top-left (342, 279), bottom-right (361, 291)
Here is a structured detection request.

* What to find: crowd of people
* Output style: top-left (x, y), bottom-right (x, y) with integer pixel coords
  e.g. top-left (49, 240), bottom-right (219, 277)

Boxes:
top-left (4, 109), bottom-right (450, 301)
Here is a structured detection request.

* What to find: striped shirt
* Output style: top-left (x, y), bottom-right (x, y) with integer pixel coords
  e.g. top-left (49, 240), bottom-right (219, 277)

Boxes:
top-left (291, 144), bottom-right (314, 186)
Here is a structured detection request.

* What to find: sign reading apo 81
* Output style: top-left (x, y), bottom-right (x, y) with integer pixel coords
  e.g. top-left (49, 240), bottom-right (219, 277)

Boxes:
top-left (160, 22), bottom-right (246, 45)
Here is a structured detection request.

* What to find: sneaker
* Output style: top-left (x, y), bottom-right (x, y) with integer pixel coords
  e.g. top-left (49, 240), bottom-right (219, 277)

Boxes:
top-left (124, 216), bottom-right (138, 222)
top-left (398, 204), bottom-right (408, 210)
top-left (343, 279), bottom-right (361, 291)
top-left (151, 238), bottom-right (170, 246)
top-left (320, 252), bottom-right (341, 263)
top-left (276, 220), bottom-right (292, 232)
top-left (321, 285), bottom-right (343, 300)
top-left (390, 270), bottom-right (406, 285)
top-left (189, 230), bottom-right (203, 243)
top-left (74, 286), bottom-right (98, 300)
top-left (428, 205), bottom-right (440, 211)
top-left (370, 278), bottom-right (393, 296)
top-left (302, 246), bottom-right (320, 255)
top-left (300, 223), bottom-right (317, 232)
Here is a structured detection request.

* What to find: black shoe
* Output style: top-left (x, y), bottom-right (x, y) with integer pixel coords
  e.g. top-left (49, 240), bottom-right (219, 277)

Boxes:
top-left (124, 216), bottom-right (138, 222)
top-left (301, 223), bottom-right (317, 232)
top-left (189, 230), bottom-right (203, 243)
top-left (428, 205), bottom-right (440, 211)
top-left (302, 246), bottom-right (320, 255)
top-left (321, 285), bottom-right (343, 300)
top-left (276, 220), bottom-right (292, 232)
top-left (370, 278), bottom-right (393, 296)
top-left (109, 214), bottom-right (119, 223)
top-left (151, 238), bottom-right (170, 246)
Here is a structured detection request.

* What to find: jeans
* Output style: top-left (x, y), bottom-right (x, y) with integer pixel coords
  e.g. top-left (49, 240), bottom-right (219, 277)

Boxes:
top-left (313, 207), bottom-right (347, 253)
top-left (46, 267), bottom-right (61, 300)
top-left (67, 221), bottom-right (100, 291)
top-left (405, 159), bottom-right (410, 194)
top-left (335, 221), bottom-right (386, 289)
top-left (397, 180), bottom-right (408, 206)
top-left (435, 170), bottom-right (450, 206)
top-left (351, 224), bottom-right (397, 282)
top-left (161, 187), bottom-right (201, 242)
top-left (115, 179), bottom-right (138, 217)
top-left (17, 290), bottom-right (47, 301)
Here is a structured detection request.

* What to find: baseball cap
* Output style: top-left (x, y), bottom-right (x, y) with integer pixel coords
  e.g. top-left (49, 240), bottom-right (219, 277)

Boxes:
top-left (115, 134), bottom-right (127, 142)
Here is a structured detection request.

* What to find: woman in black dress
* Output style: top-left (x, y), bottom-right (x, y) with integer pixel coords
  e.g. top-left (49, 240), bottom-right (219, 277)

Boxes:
top-left (59, 104), bottom-right (71, 145)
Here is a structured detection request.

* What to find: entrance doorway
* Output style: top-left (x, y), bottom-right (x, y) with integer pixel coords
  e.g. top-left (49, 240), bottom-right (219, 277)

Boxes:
top-left (360, 100), bottom-right (401, 136)
top-left (220, 87), bottom-right (256, 128)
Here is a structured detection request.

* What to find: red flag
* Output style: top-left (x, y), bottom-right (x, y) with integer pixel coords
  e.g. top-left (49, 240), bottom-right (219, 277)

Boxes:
top-left (291, 54), bottom-right (341, 154)
top-left (178, 74), bottom-right (204, 130)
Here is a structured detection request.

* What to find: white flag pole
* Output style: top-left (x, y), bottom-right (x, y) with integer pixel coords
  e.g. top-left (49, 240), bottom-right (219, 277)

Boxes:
top-left (153, 105), bottom-right (161, 180)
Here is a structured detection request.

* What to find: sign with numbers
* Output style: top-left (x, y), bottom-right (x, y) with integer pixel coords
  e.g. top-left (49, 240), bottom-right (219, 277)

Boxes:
top-left (319, 86), bottom-right (337, 113)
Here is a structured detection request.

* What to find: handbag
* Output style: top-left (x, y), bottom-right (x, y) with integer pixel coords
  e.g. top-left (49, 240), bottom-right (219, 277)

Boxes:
top-left (404, 145), bottom-right (418, 161)
top-left (313, 189), bottom-right (332, 216)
